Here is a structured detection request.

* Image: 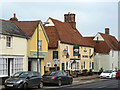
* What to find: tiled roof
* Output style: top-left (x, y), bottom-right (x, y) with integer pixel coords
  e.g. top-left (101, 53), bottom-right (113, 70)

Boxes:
top-left (0, 20), bottom-right (27, 38)
top-left (85, 33), bottom-right (119, 53)
top-left (44, 17), bottom-right (94, 48)
top-left (44, 26), bottom-right (59, 48)
top-left (95, 41), bottom-right (110, 53)
top-left (99, 33), bottom-right (119, 50)
top-left (13, 20), bottom-right (41, 37)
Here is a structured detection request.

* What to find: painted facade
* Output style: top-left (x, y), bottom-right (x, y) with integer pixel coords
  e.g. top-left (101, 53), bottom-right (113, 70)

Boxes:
top-left (44, 41), bottom-right (94, 73)
top-left (44, 13), bottom-right (94, 73)
top-left (0, 20), bottom-right (28, 77)
top-left (27, 23), bottom-right (49, 76)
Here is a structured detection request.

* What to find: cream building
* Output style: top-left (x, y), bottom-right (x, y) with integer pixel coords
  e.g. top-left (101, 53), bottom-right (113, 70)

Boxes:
top-left (44, 13), bottom-right (94, 73)
top-left (0, 20), bottom-right (28, 77)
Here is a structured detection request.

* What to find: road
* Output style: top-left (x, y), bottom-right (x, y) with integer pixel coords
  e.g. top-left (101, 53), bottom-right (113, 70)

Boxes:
top-left (63, 79), bottom-right (120, 88)
top-left (2, 79), bottom-right (120, 90)
top-left (43, 79), bottom-right (120, 90)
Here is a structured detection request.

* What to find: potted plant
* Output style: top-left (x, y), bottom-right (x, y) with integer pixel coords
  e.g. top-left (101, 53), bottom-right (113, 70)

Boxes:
top-left (82, 69), bottom-right (88, 76)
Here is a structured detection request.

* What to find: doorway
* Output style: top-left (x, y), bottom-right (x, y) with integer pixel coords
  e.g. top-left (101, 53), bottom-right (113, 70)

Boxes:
top-left (8, 58), bottom-right (14, 76)
top-left (62, 63), bottom-right (65, 71)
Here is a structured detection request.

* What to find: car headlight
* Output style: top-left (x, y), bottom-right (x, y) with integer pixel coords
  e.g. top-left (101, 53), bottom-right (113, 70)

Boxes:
top-left (4, 79), bottom-right (7, 83)
top-left (16, 80), bottom-right (23, 84)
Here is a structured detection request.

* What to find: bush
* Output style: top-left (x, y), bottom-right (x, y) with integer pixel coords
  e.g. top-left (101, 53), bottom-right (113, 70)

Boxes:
top-left (82, 69), bottom-right (88, 76)
top-left (99, 67), bottom-right (103, 74)
top-left (88, 69), bottom-right (93, 75)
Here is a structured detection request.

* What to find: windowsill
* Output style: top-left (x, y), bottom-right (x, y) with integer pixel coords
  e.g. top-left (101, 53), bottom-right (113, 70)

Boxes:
top-left (6, 47), bottom-right (12, 49)
top-left (0, 75), bottom-right (8, 77)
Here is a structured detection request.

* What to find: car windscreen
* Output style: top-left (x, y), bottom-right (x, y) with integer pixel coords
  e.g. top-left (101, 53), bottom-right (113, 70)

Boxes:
top-left (44, 71), bottom-right (58, 76)
top-left (13, 72), bottom-right (28, 78)
top-left (103, 71), bottom-right (112, 73)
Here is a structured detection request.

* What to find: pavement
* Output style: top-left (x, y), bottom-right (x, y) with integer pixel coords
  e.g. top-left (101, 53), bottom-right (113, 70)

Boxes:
top-left (0, 74), bottom-right (105, 89)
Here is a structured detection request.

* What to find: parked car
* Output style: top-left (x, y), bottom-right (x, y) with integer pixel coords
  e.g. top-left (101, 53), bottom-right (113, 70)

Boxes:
top-left (100, 70), bottom-right (116, 79)
top-left (43, 71), bottom-right (73, 86)
top-left (116, 70), bottom-right (120, 79)
top-left (4, 71), bottom-right (43, 89)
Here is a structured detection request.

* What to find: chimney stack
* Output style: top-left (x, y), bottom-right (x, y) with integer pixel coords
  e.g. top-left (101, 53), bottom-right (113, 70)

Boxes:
top-left (105, 28), bottom-right (109, 34)
top-left (64, 12), bottom-right (76, 29)
top-left (10, 13), bottom-right (18, 21)
top-left (14, 13), bottom-right (16, 18)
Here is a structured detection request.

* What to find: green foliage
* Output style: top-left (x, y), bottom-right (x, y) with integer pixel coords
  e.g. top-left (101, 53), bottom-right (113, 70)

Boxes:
top-left (99, 67), bottom-right (103, 73)
top-left (89, 69), bottom-right (93, 72)
top-left (82, 69), bottom-right (88, 76)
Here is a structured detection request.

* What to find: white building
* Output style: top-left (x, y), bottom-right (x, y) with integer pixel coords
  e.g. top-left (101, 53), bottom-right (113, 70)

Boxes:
top-left (85, 28), bottom-right (119, 72)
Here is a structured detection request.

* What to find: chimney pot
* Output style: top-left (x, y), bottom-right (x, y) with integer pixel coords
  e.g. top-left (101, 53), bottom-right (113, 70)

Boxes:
top-left (14, 13), bottom-right (16, 18)
top-left (105, 28), bottom-right (109, 34)
top-left (68, 12), bottom-right (70, 14)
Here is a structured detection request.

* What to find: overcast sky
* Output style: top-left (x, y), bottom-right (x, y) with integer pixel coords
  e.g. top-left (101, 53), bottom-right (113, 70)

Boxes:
top-left (1, 0), bottom-right (119, 39)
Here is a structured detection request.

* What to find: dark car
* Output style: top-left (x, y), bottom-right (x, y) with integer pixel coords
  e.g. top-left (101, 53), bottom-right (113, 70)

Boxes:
top-left (4, 71), bottom-right (43, 89)
top-left (43, 71), bottom-right (73, 86)
top-left (116, 70), bottom-right (120, 79)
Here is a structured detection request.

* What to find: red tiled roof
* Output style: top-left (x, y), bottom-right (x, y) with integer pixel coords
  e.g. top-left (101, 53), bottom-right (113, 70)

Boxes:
top-left (45, 17), bottom-right (94, 48)
top-left (85, 33), bottom-right (119, 53)
top-left (99, 33), bottom-right (119, 50)
top-left (13, 20), bottom-right (41, 37)
top-left (95, 41), bottom-right (110, 53)
top-left (44, 26), bottom-right (59, 48)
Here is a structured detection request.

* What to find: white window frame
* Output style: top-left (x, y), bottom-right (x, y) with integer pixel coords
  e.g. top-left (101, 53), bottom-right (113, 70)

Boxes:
top-left (65, 45), bottom-right (69, 53)
top-left (76, 61), bottom-right (80, 70)
top-left (0, 58), bottom-right (8, 76)
top-left (66, 61), bottom-right (69, 70)
top-left (89, 61), bottom-right (92, 69)
top-left (83, 61), bottom-right (86, 69)
top-left (6, 36), bottom-right (12, 48)
top-left (89, 48), bottom-right (92, 56)
top-left (38, 40), bottom-right (42, 51)
top-left (112, 50), bottom-right (114, 57)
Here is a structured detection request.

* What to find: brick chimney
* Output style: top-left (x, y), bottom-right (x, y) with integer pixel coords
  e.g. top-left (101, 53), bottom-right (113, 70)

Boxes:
top-left (64, 12), bottom-right (76, 29)
top-left (105, 28), bottom-right (109, 34)
top-left (10, 13), bottom-right (18, 21)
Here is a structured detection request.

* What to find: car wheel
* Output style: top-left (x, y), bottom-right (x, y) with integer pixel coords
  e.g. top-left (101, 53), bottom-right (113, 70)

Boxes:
top-left (69, 80), bottom-right (73, 84)
top-left (58, 80), bottom-right (62, 86)
top-left (38, 82), bottom-right (43, 89)
top-left (23, 83), bottom-right (28, 89)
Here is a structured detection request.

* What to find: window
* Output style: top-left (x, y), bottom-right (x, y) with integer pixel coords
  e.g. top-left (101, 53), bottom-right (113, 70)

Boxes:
top-left (47, 62), bottom-right (51, 67)
top-left (6, 36), bottom-right (12, 48)
top-left (83, 61), bottom-right (86, 69)
top-left (65, 45), bottom-right (69, 53)
top-left (112, 51), bottom-right (114, 57)
top-left (76, 62), bottom-right (80, 70)
top-left (0, 58), bottom-right (8, 75)
top-left (89, 61), bottom-right (92, 69)
top-left (13, 58), bottom-right (23, 74)
top-left (89, 48), bottom-right (92, 56)
top-left (92, 62), bottom-right (94, 69)
top-left (53, 51), bottom-right (58, 59)
top-left (38, 40), bottom-right (42, 51)
top-left (66, 61), bottom-right (69, 70)
top-left (82, 55), bottom-right (88, 58)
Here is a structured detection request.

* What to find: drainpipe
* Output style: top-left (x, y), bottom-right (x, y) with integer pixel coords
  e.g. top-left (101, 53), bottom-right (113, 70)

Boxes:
top-left (37, 23), bottom-right (39, 72)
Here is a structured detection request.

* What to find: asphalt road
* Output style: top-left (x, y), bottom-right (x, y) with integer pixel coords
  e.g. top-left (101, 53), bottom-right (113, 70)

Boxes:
top-left (2, 79), bottom-right (120, 90)
top-left (60, 79), bottom-right (120, 89)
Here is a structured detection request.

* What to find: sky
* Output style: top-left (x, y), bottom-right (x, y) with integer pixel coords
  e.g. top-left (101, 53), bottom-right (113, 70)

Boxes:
top-left (1, 0), bottom-right (119, 40)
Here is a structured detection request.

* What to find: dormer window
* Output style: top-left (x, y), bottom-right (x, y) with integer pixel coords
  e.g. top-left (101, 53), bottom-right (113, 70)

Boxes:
top-left (6, 36), bottom-right (12, 48)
